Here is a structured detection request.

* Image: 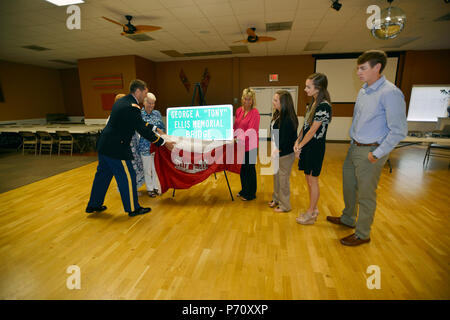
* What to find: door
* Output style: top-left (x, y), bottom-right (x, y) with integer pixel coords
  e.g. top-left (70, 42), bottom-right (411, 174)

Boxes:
top-left (250, 86), bottom-right (298, 139)
top-left (252, 87), bottom-right (273, 139)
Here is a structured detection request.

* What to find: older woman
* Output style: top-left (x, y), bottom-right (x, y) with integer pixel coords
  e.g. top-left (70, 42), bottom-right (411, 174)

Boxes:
top-left (234, 88), bottom-right (260, 201)
top-left (138, 92), bottom-right (166, 197)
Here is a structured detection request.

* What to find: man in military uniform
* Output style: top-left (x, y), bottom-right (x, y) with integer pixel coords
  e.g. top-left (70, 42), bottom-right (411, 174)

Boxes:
top-left (86, 79), bottom-right (175, 217)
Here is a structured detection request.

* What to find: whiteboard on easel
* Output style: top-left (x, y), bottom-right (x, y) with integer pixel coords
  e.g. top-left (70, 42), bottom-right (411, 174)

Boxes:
top-left (407, 85), bottom-right (450, 122)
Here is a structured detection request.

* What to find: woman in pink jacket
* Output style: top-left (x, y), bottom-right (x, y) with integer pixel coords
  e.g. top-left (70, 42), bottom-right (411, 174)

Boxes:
top-left (234, 88), bottom-right (260, 201)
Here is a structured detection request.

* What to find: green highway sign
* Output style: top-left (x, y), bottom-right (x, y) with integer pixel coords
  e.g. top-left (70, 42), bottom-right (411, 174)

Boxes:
top-left (166, 104), bottom-right (234, 140)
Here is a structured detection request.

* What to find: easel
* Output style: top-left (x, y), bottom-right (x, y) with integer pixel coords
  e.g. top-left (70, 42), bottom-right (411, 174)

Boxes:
top-left (191, 82), bottom-right (206, 106)
top-left (172, 83), bottom-right (234, 201)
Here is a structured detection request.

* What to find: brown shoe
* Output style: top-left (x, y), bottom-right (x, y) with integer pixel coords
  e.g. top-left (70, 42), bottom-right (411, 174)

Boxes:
top-left (340, 233), bottom-right (370, 246)
top-left (326, 216), bottom-right (355, 228)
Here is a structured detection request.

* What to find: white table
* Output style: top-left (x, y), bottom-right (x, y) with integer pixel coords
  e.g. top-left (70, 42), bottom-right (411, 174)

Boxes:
top-left (402, 136), bottom-right (450, 145)
top-left (0, 124), bottom-right (106, 153)
top-left (0, 124), bottom-right (105, 134)
top-left (398, 136), bottom-right (450, 168)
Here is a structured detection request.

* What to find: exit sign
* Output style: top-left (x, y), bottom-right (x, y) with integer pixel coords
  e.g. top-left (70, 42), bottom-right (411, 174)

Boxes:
top-left (269, 74), bottom-right (278, 82)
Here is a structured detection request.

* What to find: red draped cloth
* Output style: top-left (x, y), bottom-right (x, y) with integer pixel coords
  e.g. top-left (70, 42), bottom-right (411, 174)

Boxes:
top-left (153, 139), bottom-right (243, 194)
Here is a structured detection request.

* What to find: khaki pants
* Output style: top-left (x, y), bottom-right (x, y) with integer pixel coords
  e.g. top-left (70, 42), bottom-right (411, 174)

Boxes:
top-left (340, 144), bottom-right (388, 240)
top-left (272, 153), bottom-right (295, 211)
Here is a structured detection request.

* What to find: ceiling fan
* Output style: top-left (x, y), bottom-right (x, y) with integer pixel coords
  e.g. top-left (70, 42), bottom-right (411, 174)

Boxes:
top-left (234, 28), bottom-right (276, 43)
top-left (102, 15), bottom-right (161, 36)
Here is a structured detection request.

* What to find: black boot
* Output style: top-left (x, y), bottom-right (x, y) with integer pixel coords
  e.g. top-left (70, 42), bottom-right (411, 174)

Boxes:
top-left (86, 205), bottom-right (107, 213)
top-left (128, 207), bottom-right (151, 217)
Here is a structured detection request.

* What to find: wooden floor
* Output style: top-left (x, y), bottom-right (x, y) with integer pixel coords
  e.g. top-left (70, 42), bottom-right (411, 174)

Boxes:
top-left (0, 143), bottom-right (448, 300)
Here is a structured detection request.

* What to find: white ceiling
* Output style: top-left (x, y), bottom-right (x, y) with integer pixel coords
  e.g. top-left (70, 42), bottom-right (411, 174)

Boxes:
top-left (0, 0), bottom-right (449, 68)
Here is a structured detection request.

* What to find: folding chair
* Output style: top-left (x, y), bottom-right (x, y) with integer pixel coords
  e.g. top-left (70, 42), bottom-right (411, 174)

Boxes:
top-left (56, 131), bottom-right (74, 156)
top-left (19, 131), bottom-right (38, 155)
top-left (36, 131), bottom-right (54, 156)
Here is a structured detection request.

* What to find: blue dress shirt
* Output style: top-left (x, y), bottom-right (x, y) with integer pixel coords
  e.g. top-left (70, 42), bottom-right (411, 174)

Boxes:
top-left (350, 75), bottom-right (407, 158)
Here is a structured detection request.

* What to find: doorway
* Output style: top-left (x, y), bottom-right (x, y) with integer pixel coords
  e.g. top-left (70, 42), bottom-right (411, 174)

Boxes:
top-left (250, 86), bottom-right (298, 139)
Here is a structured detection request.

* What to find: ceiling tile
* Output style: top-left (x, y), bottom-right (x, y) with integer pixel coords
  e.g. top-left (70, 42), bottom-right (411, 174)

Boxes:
top-left (162, 0), bottom-right (196, 9)
top-left (0, 0), bottom-right (448, 67)
top-left (265, 0), bottom-right (298, 13)
top-left (230, 0), bottom-right (264, 15)
top-left (265, 11), bottom-right (296, 23)
top-left (199, 2), bottom-right (234, 17)
top-left (169, 6), bottom-right (206, 20)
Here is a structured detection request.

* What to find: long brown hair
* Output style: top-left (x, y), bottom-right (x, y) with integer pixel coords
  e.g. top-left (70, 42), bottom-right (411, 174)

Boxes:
top-left (272, 90), bottom-right (298, 129)
top-left (306, 73), bottom-right (331, 126)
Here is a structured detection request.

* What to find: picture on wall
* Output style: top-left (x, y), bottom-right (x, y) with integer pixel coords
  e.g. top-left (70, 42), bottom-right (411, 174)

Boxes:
top-left (92, 74), bottom-right (123, 90)
top-left (101, 93), bottom-right (118, 110)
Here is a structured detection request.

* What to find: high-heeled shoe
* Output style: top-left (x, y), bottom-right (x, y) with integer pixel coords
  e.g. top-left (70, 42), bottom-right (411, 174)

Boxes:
top-left (296, 210), bottom-right (319, 225)
top-left (268, 200), bottom-right (278, 208)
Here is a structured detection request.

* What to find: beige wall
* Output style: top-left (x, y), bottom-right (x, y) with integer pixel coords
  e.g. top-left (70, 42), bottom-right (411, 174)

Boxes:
top-left (135, 55), bottom-right (156, 94)
top-left (2, 50), bottom-right (449, 123)
top-left (155, 58), bottom-right (234, 114)
top-left (400, 50), bottom-right (450, 111)
top-left (77, 55), bottom-right (137, 119)
top-left (238, 55), bottom-right (315, 116)
top-left (59, 68), bottom-right (84, 116)
top-left (0, 60), bottom-right (65, 121)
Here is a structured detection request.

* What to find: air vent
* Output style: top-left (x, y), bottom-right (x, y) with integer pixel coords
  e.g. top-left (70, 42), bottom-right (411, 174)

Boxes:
top-left (161, 50), bottom-right (185, 57)
top-left (161, 50), bottom-right (234, 58)
top-left (125, 34), bottom-right (154, 41)
top-left (49, 59), bottom-right (77, 65)
top-left (304, 41), bottom-right (327, 51)
top-left (22, 45), bottom-right (51, 51)
top-left (229, 45), bottom-right (249, 54)
top-left (266, 21), bottom-right (293, 32)
top-left (183, 50), bottom-right (232, 57)
top-left (434, 13), bottom-right (450, 21)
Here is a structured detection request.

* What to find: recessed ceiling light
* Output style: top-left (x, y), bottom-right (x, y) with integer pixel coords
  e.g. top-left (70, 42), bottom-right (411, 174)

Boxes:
top-left (229, 45), bottom-right (249, 54)
top-left (266, 21), bottom-right (292, 32)
top-left (45, 0), bottom-right (84, 6)
top-left (22, 45), bottom-right (51, 51)
top-left (125, 34), bottom-right (154, 42)
top-left (304, 41), bottom-right (327, 51)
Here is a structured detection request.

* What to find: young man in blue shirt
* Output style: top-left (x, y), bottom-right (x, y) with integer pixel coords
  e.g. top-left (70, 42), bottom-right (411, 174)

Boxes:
top-left (327, 50), bottom-right (407, 246)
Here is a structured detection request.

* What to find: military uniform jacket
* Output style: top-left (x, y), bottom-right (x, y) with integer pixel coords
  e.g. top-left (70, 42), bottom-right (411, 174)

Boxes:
top-left (97, 94), bottom-right (164, 160)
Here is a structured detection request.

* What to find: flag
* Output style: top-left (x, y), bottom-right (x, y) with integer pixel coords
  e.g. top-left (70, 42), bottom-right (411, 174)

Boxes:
top-left (201, 68), bottom-right (210, 94)
top-left (179, 69), bottom-right (190, 92)
top-left (153, 136), bottom-right (243, 195)
top-left (92, 74), bottom-right (123, 90)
